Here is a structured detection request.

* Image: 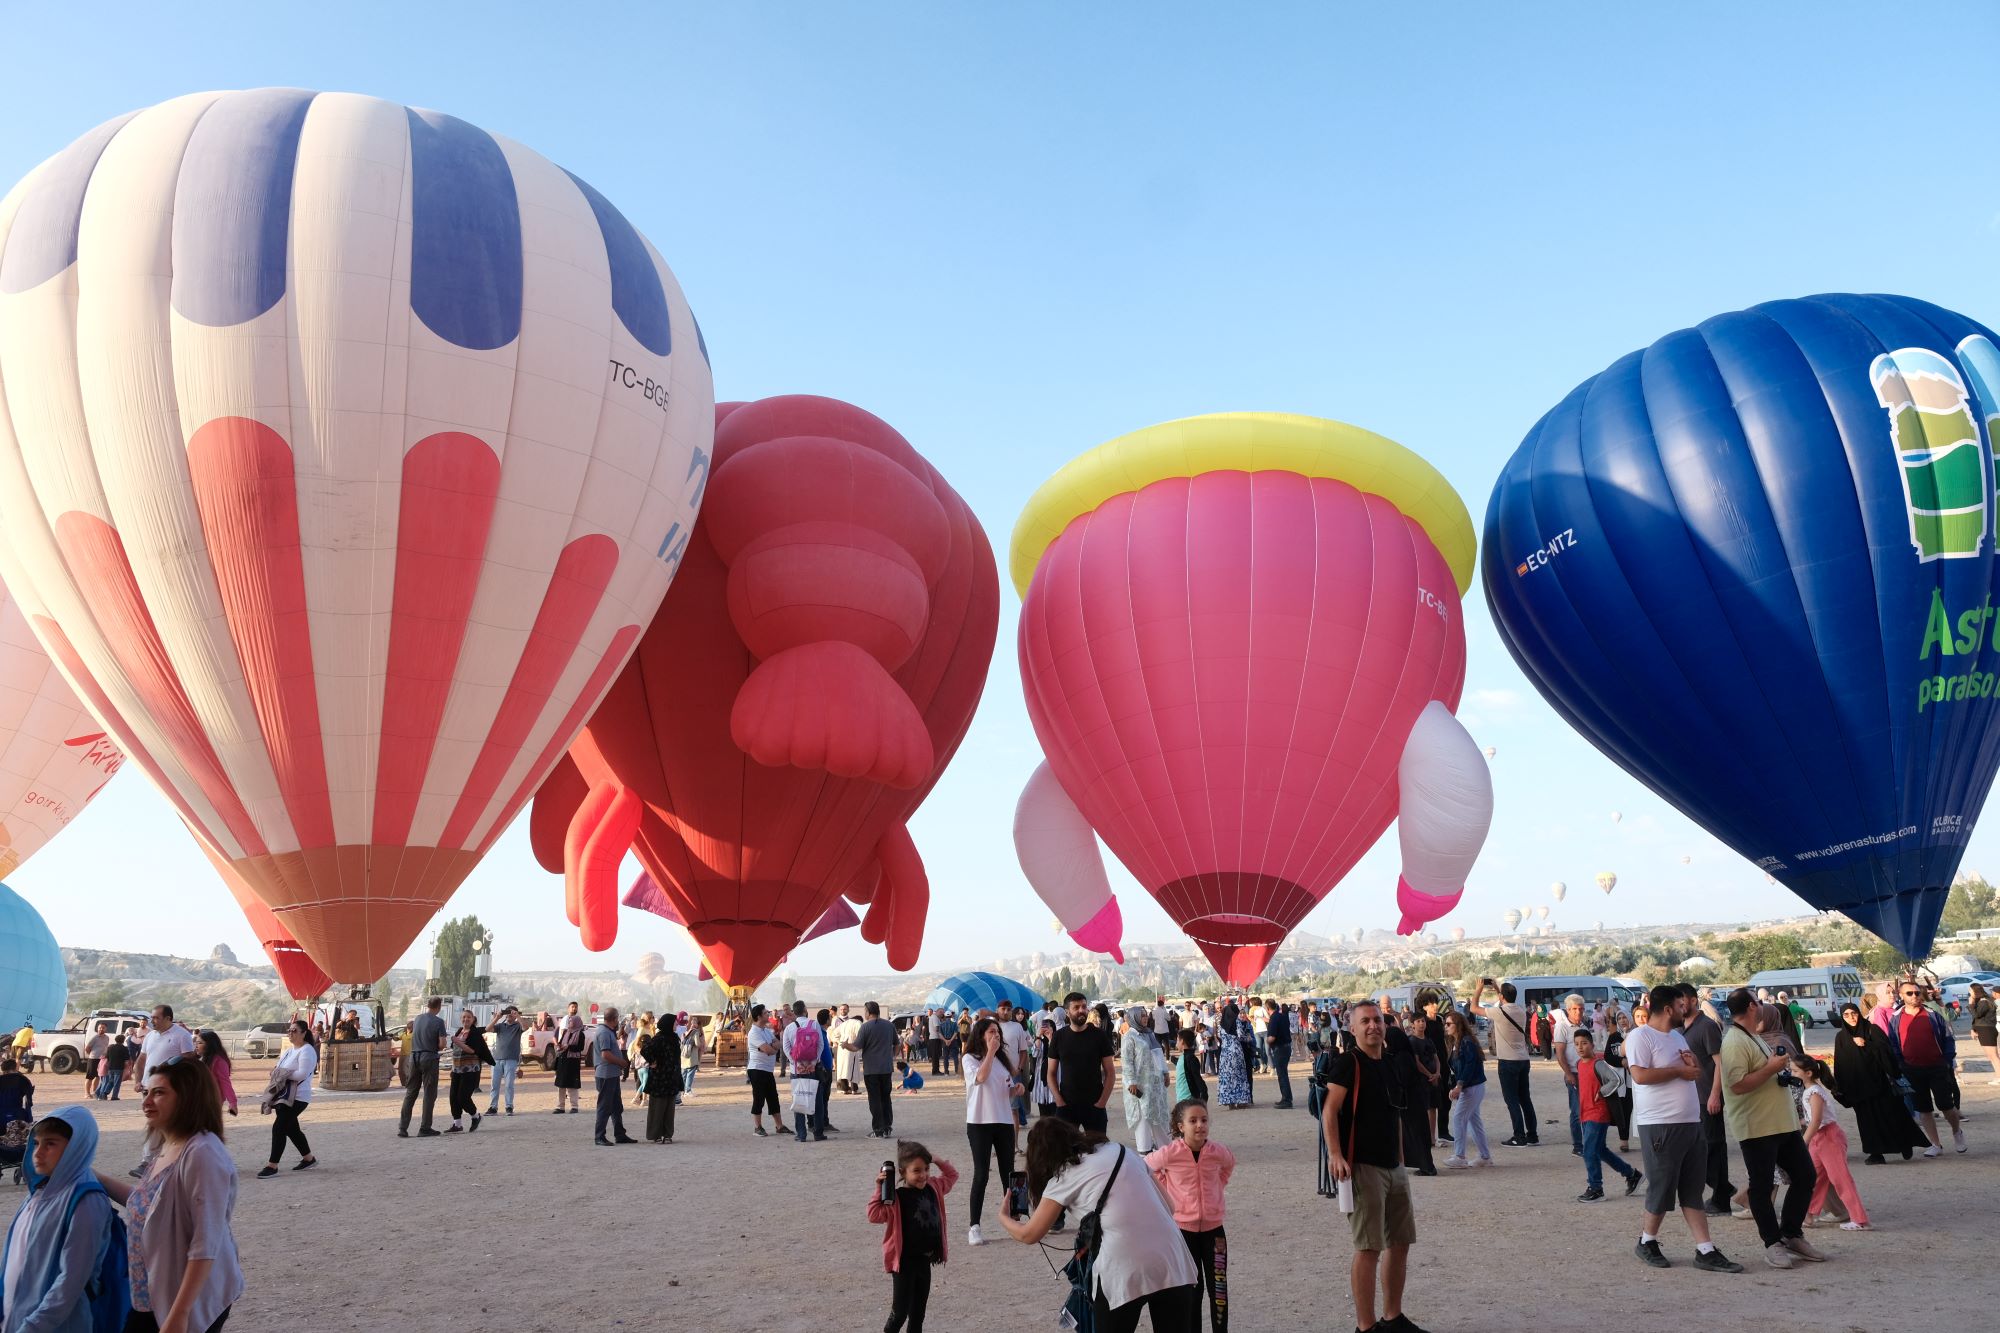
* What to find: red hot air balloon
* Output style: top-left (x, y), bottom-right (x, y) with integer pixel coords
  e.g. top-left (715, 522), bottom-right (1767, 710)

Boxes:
top-left (532, 396), bottom-right (998, 992)
top-left (196, 836), bottom-right (330, 1000)
top-left (1013, 413), bottom-right (1488, 987)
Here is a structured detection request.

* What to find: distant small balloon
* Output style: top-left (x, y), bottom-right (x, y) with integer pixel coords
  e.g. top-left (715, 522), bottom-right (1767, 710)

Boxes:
top-left (1680, 855), bottom-right (1692, 865)
top-left (1610, 811), bottom-right (1623, 824)
top-left (1535, 904), bottom-right (1550, 920)
top-left (1593, 920), bottom-right (1604, 931)
top-left (1422, 931), bottom-right (1438, 945)
top-left (1352, 926), bottom-right (1366, 943)
top-left (1503, 909), bottom-right (1522, 931)
top-left (1551, 881), bottom-right (1567, 902)
top-left (1450, 926), bottom-right (1466, 941)
top-left (1483, 746), bottom-right (1497, 759)
top-left (1596, 872), bottom-right (1617, 895)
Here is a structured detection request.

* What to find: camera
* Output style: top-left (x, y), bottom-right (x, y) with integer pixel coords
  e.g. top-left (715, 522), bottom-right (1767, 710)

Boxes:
top-left (1775, 1070), bottom-right (1801, 1090)
top-left (1006, 1170), bottom-right (1030, 1220)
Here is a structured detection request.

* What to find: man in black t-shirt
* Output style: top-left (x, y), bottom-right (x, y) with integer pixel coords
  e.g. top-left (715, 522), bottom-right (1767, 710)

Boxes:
top-left (1321, 1000), bottom-right (1425, 1333)
top-left (1044, 991), bottom-right (1116, 1134)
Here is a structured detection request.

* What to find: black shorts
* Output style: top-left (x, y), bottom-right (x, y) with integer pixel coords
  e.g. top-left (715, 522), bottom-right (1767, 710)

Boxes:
top-left (747, 1068), bottom-right (780, 1115)
top-left (1904, 1064), bottom-right (1960, 1113)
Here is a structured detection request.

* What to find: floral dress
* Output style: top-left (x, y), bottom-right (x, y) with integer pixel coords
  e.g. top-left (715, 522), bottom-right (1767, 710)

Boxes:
top-left (1216, 1024), bottom-right (1250, 1106)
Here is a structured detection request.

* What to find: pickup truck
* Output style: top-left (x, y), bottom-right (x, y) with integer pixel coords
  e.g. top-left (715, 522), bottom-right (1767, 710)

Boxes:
top-left (26, 1012), bottom-right (149, 1075)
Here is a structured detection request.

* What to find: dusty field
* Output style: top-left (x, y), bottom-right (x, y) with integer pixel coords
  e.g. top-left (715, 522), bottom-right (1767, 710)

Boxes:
top-left (6, 1052), bottom-right (1996, 1332)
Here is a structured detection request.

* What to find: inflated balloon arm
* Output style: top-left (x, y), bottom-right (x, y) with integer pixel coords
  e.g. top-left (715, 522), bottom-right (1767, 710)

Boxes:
top-left (856, 824), bottom-right (929, 971)
top-left (529, 755), bottom-right (590, 877)
top-left (562, 780), bottom-right (643, 951)
top-left (704, 437), bottom-right (953, 790)
top-left (1012, 761), bottom-right (1125, 963)
top-left (1392, 702), bottom-right (1495, 936)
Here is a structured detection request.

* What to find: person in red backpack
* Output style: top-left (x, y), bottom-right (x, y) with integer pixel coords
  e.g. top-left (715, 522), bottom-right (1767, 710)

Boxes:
top-left (1574, 1031), bottom-right (1641, 1202)
top-left (868, 1140), bottom-right (958, 1333)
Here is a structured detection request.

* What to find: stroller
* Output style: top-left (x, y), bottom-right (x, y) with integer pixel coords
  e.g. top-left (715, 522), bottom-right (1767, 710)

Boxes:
top-left (0, 1072), bottom-right (32, 1185)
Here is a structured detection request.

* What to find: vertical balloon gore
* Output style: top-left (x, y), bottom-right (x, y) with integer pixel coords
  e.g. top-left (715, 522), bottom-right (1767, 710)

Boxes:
top-left (569, 782), bottom-right (641, 951)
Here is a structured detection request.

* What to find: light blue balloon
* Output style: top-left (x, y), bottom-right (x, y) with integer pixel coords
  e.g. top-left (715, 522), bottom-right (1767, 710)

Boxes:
top-left (0, 882), bottom-right (66, 1030)
top-left (921, 971), bottom-right (1044, 1015)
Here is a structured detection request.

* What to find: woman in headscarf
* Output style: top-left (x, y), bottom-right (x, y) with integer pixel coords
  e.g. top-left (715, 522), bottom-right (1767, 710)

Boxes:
top-left (447, 1010), bottom-right (492, 1133)
top-left (0, 1107), bottom-right (113, 1333)
top-left (552, 1013), bottom-right (586, 1114)
top-left (1387, 1018), bottom-right (1437, 1176)
top-left (1831, 1002), bottom-right (1927, 1164)
top-left (641, 1018), bottom-right (684, 1143)
top-left (1119, 1007), bottom-right (1172, 1152)
top-left (1214, 1003), bottom-right (1250, 1109)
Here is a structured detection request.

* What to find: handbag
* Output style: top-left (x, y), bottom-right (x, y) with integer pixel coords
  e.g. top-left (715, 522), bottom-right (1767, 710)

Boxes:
top-left (1058, 1146), bottom-right (1125, 1332)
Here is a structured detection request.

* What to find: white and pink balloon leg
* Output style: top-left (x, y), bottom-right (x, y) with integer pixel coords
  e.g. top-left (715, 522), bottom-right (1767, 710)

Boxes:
top-left (1013, 761), bottom-right (1126, 962)
top-left (1393, 701), bottom-right (1494, 935)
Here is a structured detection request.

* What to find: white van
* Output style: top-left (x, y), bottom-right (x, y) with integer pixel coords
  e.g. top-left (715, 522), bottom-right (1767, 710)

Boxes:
top-left (1502, 975), bottom-right (1635, 1016)
top-left (1746, 967), bottom-right (1863, 1027)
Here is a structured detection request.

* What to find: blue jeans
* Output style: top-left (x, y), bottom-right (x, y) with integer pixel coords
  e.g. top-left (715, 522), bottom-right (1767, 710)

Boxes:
top-left (1566, 1081), bottom-right (1582, 1151)
top-left (96, 1069), bottom-right (123, 1100)
top-left (1581, 1120), bottom-right (1634, 1192)
top-left (1270, 1041), bottom-right (1293, 1104)
top-left (487, 1058), bottom-right (519, 1111)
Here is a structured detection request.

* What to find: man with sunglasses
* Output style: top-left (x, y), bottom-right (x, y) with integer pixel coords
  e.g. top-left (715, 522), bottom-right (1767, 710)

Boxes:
top-left (1321, 1000), bottom-right (1428, 1333)
top-left (1885, 979), bottom-right (1966, 1156)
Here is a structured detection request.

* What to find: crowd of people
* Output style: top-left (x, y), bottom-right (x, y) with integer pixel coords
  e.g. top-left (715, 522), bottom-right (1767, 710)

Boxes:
top-left (0, 972), bottom-right (1981, 1333)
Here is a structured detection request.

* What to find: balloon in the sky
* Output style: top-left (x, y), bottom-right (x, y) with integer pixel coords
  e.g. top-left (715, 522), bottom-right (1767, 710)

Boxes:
top-left (0, 576), bottom-right (124, 877)
top-left (1593, 920), bottom-right (1604, 931)
top-left (1487, 294), bottom-right (2000, 959)
top-left (0, 91), bottom-right (714, 981)
top-left (632, 951), bottom-right (668, 986)
top-left (1519, 903), bottom-right (1534, 919)
top-left (533, 397), bottom-right (998, 990)
top-left (0, 881), bottom-right (64, 1028)
top-left (1610, 812), bottom-right (1623, 825)
top-left (1535, 904), bottom-right (1550, 920)
top-left (1015, 761), bottom-right (1124, 962)
top-left (1352, 927), bottom-right (1366, 944)
top-left (1681, 855), bottom-right (1693, 866)
top-left (1551, 881), bottom-right (1567, 902)
top-left (1596, 872), bottom-right (1617, 895)
top-left (1422, 931), bottom-right (1438, 945)
top-left (1502, 908), bottom-right (1522, 931)
top-left (1483, 746), bottom-right (1498, 758)
top-left (1450, 925), bottom-right (1466, 941)
top-left (1012, 413), bottom-right (1484, 985)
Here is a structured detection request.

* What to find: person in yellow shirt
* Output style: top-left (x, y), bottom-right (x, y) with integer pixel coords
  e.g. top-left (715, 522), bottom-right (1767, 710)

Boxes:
top-left (10, 1025), bottom-right (32, 1064)
top-left (1719, 991), bottom-right (1823, 1270)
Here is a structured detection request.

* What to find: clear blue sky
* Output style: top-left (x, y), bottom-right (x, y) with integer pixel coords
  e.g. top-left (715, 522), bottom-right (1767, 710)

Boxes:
top-left (8, 4), bottom-right (2000, 977)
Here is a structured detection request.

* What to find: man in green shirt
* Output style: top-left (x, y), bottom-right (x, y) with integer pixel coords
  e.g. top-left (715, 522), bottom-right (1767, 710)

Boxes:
top-left (1719, 990), bottom-right (1823, 1270)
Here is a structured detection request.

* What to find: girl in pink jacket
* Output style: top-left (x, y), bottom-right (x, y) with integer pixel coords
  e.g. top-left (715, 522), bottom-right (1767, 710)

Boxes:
top-left (1145, 1099), bottom-right (1234, 1332)
top-left (867, 1140), bottom-right (958, 1333)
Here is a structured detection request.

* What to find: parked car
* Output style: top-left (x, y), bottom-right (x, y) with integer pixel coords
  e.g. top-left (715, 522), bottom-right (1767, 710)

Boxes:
top-left (1936, 972), bottom-right (2000, 1007)
top-left (26, 1012), bottom-right (148, 1075)
top-left (240, 1021), bottom-right (294, 1059)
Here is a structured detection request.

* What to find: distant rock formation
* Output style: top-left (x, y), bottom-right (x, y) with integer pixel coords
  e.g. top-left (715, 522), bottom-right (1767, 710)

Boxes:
top-left (209, 943), bottom-right (239, 965)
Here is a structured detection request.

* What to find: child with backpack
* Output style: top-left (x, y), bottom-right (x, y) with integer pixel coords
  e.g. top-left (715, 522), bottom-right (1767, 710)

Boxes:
top-left (867, 1140), bottom-right (959, 1333)
top-left (1146, 1099), bottom-right (1233, 1333)
top-left (0, 1106), bottom-right (128, 1332)
top-left (1574, 1031), bottom-right (1641, 1202)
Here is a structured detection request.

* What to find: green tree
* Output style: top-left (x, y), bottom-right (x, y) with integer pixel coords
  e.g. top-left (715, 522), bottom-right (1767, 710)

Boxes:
top-left (1941, 875), bottom-right (2000, 935)
top-left (1721, 932), bottom-right (1809, 975)
top-left (433, 916), bottom-right (489, 994)
top-left (1853, 941), bottom-right (1914, 979)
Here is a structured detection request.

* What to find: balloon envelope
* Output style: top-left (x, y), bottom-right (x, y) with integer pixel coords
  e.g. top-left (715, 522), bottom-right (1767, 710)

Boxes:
top-left (1487, 294), bottom-right (2000, 960)
top-left (537, 397), bottom-right (998, 989)
top-left (0, 881), bottom-right (65, 1028)
top-left (0, 90), bottom-right (714, 981)
top-left (1013, 413), bottom-right (1477, 985)
top-left (0, 577), bottom-right (124, 877)
top-left (1595, 873), bottom-right (1617, 895)
top-left (1551, 881), bottom-right (1567, 902)
top-left (1503, 908), bottom-right (1522, 930)
top-left (922, 970), bottom-right (1042, 1015)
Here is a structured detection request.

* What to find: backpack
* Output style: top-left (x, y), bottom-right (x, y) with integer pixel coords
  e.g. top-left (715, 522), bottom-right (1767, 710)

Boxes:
top-left (790, 1023), bottom-right (822, 1075)
top-left (1059, 1146), bottom-right (1125, 1332)
top-left (14, 1181), bottom-right (130, 1333)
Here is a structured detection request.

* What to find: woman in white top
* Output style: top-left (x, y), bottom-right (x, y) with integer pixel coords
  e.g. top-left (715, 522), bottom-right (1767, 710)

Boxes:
top-left (256, 1018), bottom-right (317, 1177)
top-left (962, 1017), bottom-right (1021, 1247)
top-left (1120, 1007), bottom-right (1172, 1152)
top-left (1002, 1117), bottom-right (1199, 1332)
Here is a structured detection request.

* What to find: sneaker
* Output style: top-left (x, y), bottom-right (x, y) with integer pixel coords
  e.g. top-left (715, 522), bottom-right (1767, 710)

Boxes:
top-left (1578, 1187), bottom-right (1606, 1202)
top-left (1763, 1243), bottom-right (1795, 1269)
top-left (397, 1130), bottom-right (409, 1138)
top-left (1474, 1157), bottom-right (1493, 1167)
top-left (1922, 1144), bottom-right (1943, 1158)
top-left (505, 1108), bottom-right (513, 1116)
top-left (1381, 1315), bottom-right (1431, 1333)
top-left (1839, 1221), bottom-right (1871, 1231)
top-left (1863, 1153), bottom-right (1885, 1165)
top-left (1634, 1239), bottom-right (1670, 1268)
top-left (418, 1128), bottom-right (441, 1137)
top-left (1444, 1157), bottom-right (1470, 1169)
top-left (1500, 1136), bottom-right (1527, 1147)
top-left (1625, 1171), bottom-right (1643, 1197)
top-left (1731, 1205), bottom-right (1754, 1219)
top-left (967, 1225), bottom-right (986, 1247)
top-left (754, 1126), bottom-right (769, 1137)
top-left (1782, 1236), bottom-right (1826, 1262)
top-left (1572, 1147), bottom-right (1583, 1157)
top-left (552, 1108), bottom-right (566, 1115)
top-left (613, 1134), bottom-right (639, 1144)
top-left (1525, 1137), bottom-right (1541, 1145)
top-left (1693, 1247), bottom-right (1744, 1274)
top-left (444, 1124), bottom-right (464, 1134)
top-left (594, 1137), bottom-right (613, 1147)
top-left (1952, 1126), bottom-right (1967, 1153)
top-left (468, 1114), bottom-right (481, 1133)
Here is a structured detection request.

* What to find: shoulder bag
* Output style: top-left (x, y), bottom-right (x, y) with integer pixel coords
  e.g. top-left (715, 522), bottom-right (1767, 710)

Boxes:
top-left (1059, 1146), bottom-right (1126, 1332)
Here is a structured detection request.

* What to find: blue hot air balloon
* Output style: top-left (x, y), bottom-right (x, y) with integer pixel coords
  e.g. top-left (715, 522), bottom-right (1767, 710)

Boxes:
top-left (921, 971), bottom-right (1045, 1016)
top-left (1485, 293), bottom-right (2000, 960)
top-left (0, 882), bottom-right (66, 1030)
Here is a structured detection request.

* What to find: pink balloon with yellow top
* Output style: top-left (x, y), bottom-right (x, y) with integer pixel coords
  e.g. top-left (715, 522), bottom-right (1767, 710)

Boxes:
top-left (1011, 413), bottom-right (1492, 986)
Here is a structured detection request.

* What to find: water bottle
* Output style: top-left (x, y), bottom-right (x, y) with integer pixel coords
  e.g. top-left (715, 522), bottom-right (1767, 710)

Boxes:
top-left (878, 1160), bottom-right (895, 1205)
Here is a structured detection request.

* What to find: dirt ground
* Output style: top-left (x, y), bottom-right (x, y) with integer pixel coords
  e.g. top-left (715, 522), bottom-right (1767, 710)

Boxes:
top-left (6, 1051), bottom-right (1995, 1332)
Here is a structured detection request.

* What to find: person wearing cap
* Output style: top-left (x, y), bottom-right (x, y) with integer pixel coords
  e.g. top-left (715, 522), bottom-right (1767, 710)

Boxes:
top-left (487, 1006), bottom-right (525, 1116)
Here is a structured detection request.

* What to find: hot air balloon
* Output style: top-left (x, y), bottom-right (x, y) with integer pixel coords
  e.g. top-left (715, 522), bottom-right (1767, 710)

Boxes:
top-left (1422, 931), bottom-right (1438, 945)
top-left (1520, 903), bottom-right (1534, 920)
top-left (1503, 908), bottom-right (1522, 931)
top-left (632, 951), bottom-right (668, 986)
top-left (532, 396), bottom-right (998, 992)
top-left (1610, 812), bottom-right (1623, 824)
top-left (1551, 881), bottom-right (1567, 902)
top-left (1483, 746), bottom-right (1497, 758)
top-left (1593, 920), bottom-right (1604, 931)
top-left (196, 837), bottom-right (331, 999)
top-left (1352, 927), bottom-right (1366, 944)
top-left (0, 576), bottom-right (124, 878)
top-left (1012, 413), bottom-right (1487, 985)
top-left (1535, 904), bottom-right (1550, 921)
top-left (1450, 925), bottom-right (1466, 941)
top-left (0, 91), bottom-right (714, 981)
top-left (1487, 294), bottom-right (2000, 961)
top-left (1596, 872), bottom-right (1617, 895)
top-left (1015, 761), bottom-right (1124, 962)
top-left (0, 881), bottom-right (64, 1029)
top-left (1680, 855), bottom-right (1693, 865)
